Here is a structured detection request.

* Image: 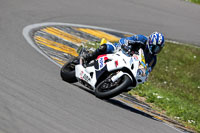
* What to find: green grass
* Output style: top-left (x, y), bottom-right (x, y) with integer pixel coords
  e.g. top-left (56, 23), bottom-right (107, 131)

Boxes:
top-left (129, 42), bottom-right (200, 132)
top-left (85, 40), bottom-right (200, 132)
top-left (188, 0), bottom-right (200, 4)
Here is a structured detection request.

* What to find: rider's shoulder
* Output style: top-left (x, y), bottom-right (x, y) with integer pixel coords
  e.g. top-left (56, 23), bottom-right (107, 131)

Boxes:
top-left (119, 34), bottom-right (148, 45)
top-left (128, 34), bottom-right (148, 41)
top-left (136, 35), bottom-right (148, 41)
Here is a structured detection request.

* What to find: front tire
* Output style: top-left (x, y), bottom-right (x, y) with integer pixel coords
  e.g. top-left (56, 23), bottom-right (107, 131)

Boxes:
top-left (60, 58), bottom-right (79, 83)
top-left (95, 75), bottom-right (132, 99)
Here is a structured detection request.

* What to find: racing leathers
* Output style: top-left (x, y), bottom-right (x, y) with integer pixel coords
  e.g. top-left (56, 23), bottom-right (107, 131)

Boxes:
top-left (84, 35), bottom-right (157, 75)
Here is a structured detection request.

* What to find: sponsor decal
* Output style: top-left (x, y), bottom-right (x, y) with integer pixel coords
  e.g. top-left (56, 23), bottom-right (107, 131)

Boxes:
top-left (98, 55), bottom-right (108, 69)
top-left (99, 57), bottom-right (104, 69)
top-left (83, 74), bottom-right (91, 82)
top-left (80, 71), bottom-right (91, 82)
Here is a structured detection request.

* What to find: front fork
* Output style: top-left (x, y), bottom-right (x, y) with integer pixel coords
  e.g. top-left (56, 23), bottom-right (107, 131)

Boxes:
top-left (111, 71), bottom-right (133, 83)
top-left (111, 71), bottom-right (124, 82)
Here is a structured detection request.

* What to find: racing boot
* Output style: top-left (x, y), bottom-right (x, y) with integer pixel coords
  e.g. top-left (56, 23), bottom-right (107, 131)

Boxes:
top-left (82, 44), bottom-right (107, 65)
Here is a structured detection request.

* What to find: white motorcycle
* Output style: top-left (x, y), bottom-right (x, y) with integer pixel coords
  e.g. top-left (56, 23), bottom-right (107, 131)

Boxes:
top-left (60, 40), bottom-right (148, 99)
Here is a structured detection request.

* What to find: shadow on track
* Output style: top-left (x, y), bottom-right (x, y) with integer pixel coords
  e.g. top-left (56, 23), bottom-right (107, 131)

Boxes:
top-left (72, 83), bottom-right (160, 122)
top-left (105, 99), bottom-right (157, 121)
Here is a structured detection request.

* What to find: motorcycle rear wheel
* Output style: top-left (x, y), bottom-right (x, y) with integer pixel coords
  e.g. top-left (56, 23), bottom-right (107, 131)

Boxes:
top-left (95, 75), bottom-right (132, 99)
top-left (60, 58), bottom-right (79, 83)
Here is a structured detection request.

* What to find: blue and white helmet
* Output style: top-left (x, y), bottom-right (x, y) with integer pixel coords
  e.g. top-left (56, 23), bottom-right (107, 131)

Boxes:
top-left (148, 32), bottom-right (165, 55)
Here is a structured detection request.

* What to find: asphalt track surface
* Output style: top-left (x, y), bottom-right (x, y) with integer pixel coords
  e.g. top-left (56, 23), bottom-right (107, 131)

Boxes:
top-left (0, 0), bottom-right (199, 133)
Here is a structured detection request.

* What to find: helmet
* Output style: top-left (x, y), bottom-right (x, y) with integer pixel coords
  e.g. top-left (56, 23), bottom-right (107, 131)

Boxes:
top-left (148, 32), bottom-right (165, 55)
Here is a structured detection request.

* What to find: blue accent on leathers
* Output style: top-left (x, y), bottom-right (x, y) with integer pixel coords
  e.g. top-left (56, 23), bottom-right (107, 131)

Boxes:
top-left (105, 35), bottom-right (148, 53)
top-left (119, 35), bottom-right (148, 46)
top-left (103, 35), bottom-right (156, 70)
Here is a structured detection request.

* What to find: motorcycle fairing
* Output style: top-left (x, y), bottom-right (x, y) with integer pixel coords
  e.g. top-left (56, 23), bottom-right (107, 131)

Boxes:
top-left (75, 48), bottom-right (148, 90)
top-left (75, 65), bottom-right (96, 88)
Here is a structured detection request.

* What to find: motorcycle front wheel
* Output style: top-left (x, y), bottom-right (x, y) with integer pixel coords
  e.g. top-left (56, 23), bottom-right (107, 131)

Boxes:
top-left (95, 75), bottom-right (132, 99)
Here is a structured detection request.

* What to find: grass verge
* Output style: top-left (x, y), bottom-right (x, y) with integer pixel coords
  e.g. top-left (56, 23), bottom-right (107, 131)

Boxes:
top-left (187, 0), bottom-right (200, 4)
top-left (84, 40), bottom-right (200, 132)
top-left (128, 42), bottom-right (200, 132)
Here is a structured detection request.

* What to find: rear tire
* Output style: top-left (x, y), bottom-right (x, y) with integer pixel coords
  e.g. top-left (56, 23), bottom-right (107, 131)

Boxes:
top-left (95, 75), bottom-right (132, 99)
top-left (60, 58), bottom-right (79, 83)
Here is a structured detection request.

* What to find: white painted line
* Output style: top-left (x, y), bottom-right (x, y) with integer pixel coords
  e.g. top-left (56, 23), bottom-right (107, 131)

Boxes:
top-left (23, 22), bottom-right (135, 68)
top-left (23, 25), bottom-right (62, 67)
top-left (23, 22), bottom-right (189, 47)
top-left (23, 22), bottom-right (135, 36)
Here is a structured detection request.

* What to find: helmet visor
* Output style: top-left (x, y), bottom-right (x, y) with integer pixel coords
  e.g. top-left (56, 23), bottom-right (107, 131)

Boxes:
top-left (152, 45), bottom-right (163, 54)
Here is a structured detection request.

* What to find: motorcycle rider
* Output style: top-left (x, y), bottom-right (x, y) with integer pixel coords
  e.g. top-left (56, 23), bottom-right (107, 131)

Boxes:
top-left (83, 32), bottom-right (165, 76)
